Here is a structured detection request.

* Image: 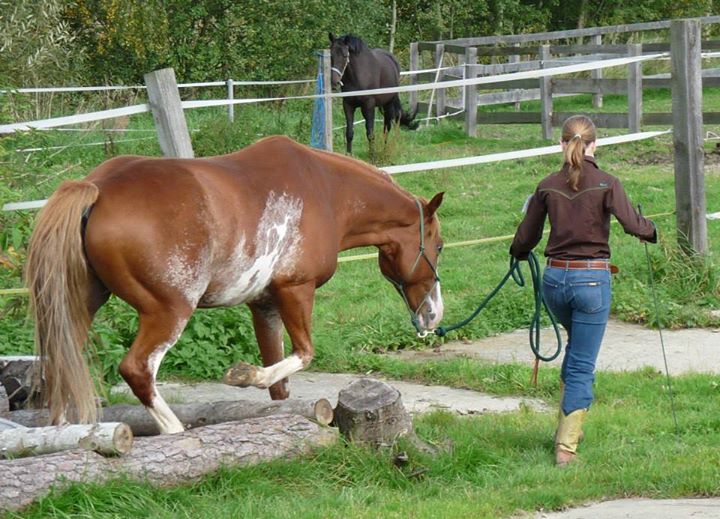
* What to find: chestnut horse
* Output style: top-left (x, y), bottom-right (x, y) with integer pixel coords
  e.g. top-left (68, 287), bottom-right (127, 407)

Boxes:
top-left (26, 136), bottom-right (444, 434)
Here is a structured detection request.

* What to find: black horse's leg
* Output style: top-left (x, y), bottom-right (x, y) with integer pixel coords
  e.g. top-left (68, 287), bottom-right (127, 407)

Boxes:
top-left (343, 101), bottom-right (355, 154)
top-left (361, 101), bottom-right (376, 162)
top-left (382, 102), bottom-right (395, 145)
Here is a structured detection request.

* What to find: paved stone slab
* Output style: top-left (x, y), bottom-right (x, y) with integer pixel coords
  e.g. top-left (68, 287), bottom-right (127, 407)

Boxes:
top-left (395, 319), bottom-right (720, 375)
top-left (115, 372), bottom-right (547, 415)
top-left (521, 497), bottom-right (720, 518)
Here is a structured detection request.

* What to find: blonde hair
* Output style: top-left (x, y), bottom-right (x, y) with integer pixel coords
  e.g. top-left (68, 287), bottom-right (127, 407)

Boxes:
top-left (561, 115), bottom-right (596, 191)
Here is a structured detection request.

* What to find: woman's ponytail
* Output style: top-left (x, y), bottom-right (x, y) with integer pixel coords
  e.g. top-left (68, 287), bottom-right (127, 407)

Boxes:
top-left (561, 116), bottom-right (596, 191)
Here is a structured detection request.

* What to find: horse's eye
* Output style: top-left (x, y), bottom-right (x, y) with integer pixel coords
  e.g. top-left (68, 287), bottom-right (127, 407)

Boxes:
top-left (437, 245), bottom-right (443, 253)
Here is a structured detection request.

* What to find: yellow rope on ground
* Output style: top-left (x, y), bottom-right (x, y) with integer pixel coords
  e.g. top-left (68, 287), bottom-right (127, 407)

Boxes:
top-left (0, 211), bottom-right (677, 297)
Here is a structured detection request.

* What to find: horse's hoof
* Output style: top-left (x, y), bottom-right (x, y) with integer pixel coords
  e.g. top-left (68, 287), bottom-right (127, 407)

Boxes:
top-left (223, 362), bottom-right (258, 387)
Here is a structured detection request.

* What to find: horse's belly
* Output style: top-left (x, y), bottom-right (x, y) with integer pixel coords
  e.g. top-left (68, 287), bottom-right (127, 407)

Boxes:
top-left (199, 192), bottom-right (304, 307)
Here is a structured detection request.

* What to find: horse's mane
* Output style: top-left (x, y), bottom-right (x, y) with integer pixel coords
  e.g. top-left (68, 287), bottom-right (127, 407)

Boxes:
top-left (338, 34), bottom-right (369, 55)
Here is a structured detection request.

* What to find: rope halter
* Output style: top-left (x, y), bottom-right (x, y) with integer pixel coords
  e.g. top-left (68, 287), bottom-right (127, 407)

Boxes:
top-left (382, 199), bottom-right (442, 337)
top-left (331, 54), bottom-right (350, 87)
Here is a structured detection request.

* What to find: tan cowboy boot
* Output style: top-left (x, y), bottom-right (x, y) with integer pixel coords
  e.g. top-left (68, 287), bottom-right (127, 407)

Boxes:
top-left (554, 382), bottom-right (584, 444)
top-left (554, 408), bottom-right (587, 466)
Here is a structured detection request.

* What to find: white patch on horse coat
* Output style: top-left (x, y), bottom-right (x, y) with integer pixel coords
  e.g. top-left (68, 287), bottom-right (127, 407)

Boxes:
top-left (147, 321), bottom-right (187, 434)
top-left (164, 246), bottom-right (209, 307)
top-left (254, 354), bottom-right (304, 388)
top-left (205, 192), bottom-right (303, 306)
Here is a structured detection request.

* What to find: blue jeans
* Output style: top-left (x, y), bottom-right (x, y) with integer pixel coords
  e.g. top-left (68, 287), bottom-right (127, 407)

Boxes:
top-left (542, 266), bottom-right (612, 415)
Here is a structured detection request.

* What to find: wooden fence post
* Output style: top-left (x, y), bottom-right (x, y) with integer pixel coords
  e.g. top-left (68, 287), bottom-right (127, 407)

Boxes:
top-left (464, 47), bottom-right (478, 137)
top-left (671, 19), bottom-right (707, 255)
top-left (409, 42), bottom-right (419, 114)
top-left (539, 45), bottom-right (553, 140)
top-left (322, 50), bottom-right (334, 152)
top-left (226, 79), bottom-right (235, 123)
top-left (591, 34), bottom-right (603, 108)
top-left (144, 68), bottom-right (194, 158)
top-left (434, 44), bottom-right (446, 118)
top-left (628, 43), bottom-right (643, 132)
top-left (509, 43), bottom-right (521, 111)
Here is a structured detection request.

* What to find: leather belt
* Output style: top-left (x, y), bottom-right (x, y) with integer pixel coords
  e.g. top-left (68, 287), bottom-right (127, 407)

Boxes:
top-left (547, 258), bottom-right (612, 271)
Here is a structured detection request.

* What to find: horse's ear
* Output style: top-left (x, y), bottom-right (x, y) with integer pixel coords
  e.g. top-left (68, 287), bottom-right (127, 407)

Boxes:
top-left (426, 192), bottom-right (445, 218)
top-left (329, 32), bottom-right (335, 43)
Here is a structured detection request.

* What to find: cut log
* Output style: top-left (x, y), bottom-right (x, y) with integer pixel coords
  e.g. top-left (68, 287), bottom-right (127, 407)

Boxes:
top-left (0, 356), bottom-right (40, 410)
top-left (333, 378), bottom-right (413, 447)
top-left (3, 398), bottom-right (334, 435)
top-left (0, 422), bottom-right (133, 458)
top-left (0, 384), bottom-right (8, 414)
top-left (0, 414), bottom-right (338, 513)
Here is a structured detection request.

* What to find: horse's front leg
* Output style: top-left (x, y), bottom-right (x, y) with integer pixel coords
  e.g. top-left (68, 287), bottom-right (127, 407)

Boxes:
top-left (249, 300), bottom-right (289, 400)
top-left (361, 101), bottom-right (376, 162)
top-left (223, 283), bottom-right (315, 391)
top-left (343, 101), bottom-right (355, 154)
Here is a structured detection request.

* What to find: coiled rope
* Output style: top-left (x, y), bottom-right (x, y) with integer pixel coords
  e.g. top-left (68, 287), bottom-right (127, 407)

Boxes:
top-left (434, 251), bottom-right (562, 385)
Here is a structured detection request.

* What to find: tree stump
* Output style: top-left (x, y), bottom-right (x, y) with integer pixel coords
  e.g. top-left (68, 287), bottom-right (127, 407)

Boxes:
top-left (0, 384), bottom-right (8, 414)
top-left (0, 356), bottom-right (41, 411)
top-left (333, 378), bottom-right (413, 447)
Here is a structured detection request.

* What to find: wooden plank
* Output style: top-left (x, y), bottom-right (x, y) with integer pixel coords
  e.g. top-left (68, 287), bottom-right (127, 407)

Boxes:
top-left (144, 68), bottom-right (194, 158)
top-left (464, 47), bottom-right (478, 137)
top-left (539, 45), bottom-right (553, 140)
top-left (671, 19), bottom-right (707, 254)
top-left (509, 43), bottom-right (521, 110)
top-left (417, 15), bottom-right (720, 47)
top-left (409, 42), bottom-right (419, 114)
top-left (591, 34), bottom-right (604, 108)
top-left (477, 89), bottom-right (542, 105)
top-left (435, 44), bottom-right (446, 119)
top-left (628, 43), bottom-right (643, 132)
top-left (322, 50), bottom-right (333, 152)
top-left (553, 78), bottom-right (627, 94)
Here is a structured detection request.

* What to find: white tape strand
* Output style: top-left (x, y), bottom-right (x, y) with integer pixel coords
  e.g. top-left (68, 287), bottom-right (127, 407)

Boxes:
top-left (381, 130), bottom-right (671, 175)
top-left (0, 52), bottom-right (667, 134)
top-left (2, 129), bottom-right (671, 212)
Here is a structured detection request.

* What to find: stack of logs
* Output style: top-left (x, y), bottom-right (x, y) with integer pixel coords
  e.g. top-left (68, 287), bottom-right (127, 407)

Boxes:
top-left (0, 357), bottom-right (415, 513)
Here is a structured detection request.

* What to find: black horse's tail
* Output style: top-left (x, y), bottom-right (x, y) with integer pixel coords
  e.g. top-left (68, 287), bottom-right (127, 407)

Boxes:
top-left (391, 95), bottom-right (419, 130)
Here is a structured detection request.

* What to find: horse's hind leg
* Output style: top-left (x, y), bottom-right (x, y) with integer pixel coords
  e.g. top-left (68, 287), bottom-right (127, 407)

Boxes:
top-left (361, 101), bottom-right (377, 161)
top-left (247, 301), bottom-right (289, 400)
top-left (119, 306), bottom-right (192, 434)
top-left (343, 101), bottom-right (355, 154)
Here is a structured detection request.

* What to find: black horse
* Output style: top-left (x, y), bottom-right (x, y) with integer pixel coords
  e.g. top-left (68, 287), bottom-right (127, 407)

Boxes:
top-left (328, 33), bottom-right (418, 157)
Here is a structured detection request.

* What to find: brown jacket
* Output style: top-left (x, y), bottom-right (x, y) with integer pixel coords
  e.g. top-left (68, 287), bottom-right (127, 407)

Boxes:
top-left (510, 156), bottom-right (657, 260)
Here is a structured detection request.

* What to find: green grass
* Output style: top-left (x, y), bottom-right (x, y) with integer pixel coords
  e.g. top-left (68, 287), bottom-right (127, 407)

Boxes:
top-left (1, 88), bottom-right (720, 517)
top-left (7, 364), bottom-right (720, 519)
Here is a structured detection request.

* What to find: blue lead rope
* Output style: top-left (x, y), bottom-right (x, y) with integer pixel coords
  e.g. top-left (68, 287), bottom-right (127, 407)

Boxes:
top-left (434, 251), bottom-right (563, 365)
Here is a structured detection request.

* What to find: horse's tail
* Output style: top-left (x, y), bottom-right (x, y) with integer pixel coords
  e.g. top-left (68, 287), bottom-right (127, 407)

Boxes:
top-left (392, 95), bottom-right (419, 131)
top-left (25, 180), bottom-right (100, 424)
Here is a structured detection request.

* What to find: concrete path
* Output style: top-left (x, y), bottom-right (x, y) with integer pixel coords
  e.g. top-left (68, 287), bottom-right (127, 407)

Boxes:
top-left (395, 318), bottom-right (720, 375)
top-left (520, 497), bottom-right (720, 518)
top-left (136, 371), bottom-right (547, 416)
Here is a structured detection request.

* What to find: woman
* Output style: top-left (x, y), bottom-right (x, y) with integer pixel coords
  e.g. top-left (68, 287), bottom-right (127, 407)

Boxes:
top-left (510, 115), bottom-right (657, 466)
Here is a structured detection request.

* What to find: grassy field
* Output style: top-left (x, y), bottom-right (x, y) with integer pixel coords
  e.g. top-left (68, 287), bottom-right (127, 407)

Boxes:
top-left (1, 86), bottom-right (720, 517)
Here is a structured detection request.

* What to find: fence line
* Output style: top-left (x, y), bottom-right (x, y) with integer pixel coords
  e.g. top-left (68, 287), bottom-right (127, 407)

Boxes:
top-left (1, 129), bottom-right (672, 212)
top-left (0, 210), bottom-right (679, 297)
top-left (0, 52), bottom-right (667, 135)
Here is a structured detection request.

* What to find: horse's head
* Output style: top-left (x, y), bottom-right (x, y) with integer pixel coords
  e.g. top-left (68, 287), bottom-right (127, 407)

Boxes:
top-left (378, 192), bottom-right (445, 334)
top-left (328, 33), bottom-right (353, 89)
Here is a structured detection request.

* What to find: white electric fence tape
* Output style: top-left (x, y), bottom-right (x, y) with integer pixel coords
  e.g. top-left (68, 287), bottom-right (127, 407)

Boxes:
top-left (1, 129), bottom-right (672, 212)
top-left (0, 52), bottom-right (666, 134)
